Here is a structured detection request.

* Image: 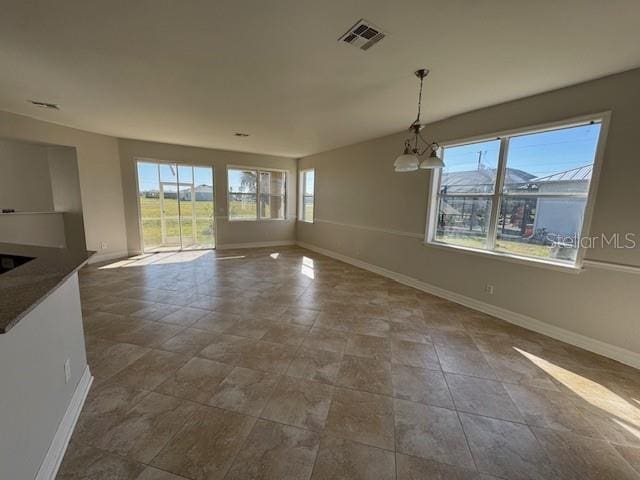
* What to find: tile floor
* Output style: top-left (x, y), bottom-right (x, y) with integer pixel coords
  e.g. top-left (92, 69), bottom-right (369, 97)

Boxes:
top-left (58, 246), bottom-right (640, 479)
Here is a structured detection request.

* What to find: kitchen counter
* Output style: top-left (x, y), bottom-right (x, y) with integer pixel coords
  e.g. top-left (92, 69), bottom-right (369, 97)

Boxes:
top-left (0, 243), bottom-right (93, 333)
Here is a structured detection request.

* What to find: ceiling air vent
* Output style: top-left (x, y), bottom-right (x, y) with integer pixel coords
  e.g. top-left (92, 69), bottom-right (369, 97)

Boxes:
top-left (29, 100), bottom-right (59, 110)
top-left (339, 19), bottom-right (386, 51)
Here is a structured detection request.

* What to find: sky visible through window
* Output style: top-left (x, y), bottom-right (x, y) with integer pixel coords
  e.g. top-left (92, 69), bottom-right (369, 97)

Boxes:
top-left (137, 162), bottom-right (213, 192)
top-left (442, 123), bottom-right (601, 179)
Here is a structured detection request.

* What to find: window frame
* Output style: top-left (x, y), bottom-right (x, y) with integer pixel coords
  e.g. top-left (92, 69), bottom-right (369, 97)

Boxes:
top-left (226, 165), bottom-right (288, 221)
top-left (299, 168), bottom-right (316, 223)
top-left (425, 112), bottom-right (611, 270)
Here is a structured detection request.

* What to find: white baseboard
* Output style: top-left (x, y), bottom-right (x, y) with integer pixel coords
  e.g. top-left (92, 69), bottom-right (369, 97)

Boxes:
top-left (87, 250), bottom-right (129, 264)
top-left (36, 366), bottom-right (93, 480)
top-left (217, 240), bottom-right (296, 250)
top-left (297, 241), bottom-right (640, 370)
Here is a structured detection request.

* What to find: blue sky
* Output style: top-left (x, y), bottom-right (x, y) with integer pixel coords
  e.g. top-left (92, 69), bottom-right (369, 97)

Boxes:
top-left (137, 162), bottom-right (213, 192)
top-left (442, 123), bottom-right (602, 179)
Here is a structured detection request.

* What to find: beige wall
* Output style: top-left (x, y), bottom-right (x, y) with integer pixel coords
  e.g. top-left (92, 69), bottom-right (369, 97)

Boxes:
top-left (118, 139), bottom-right (297, 253)
top-left (0, 138), bottom-right (54, 212)
top-left (298, 68), bottom-right (640, 359)
top-left (47, 146), bottom-right (86, 250)
top-left (0, 111), bottom-right (127, 260)
top-left (0, 273), bottom-right (87, 480)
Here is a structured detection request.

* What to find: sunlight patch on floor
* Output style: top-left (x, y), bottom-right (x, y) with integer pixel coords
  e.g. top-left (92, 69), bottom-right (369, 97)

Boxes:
top-left (516, 347), bottom-right (640, 438)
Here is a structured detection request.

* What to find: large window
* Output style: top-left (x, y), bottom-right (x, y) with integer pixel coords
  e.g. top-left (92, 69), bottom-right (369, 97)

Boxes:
top-left (228, 167), bottom-right (286, 220)
top-left (427, 118), bottom-right (606, 266)
top-left (299, 168), bottom-right (315, 223)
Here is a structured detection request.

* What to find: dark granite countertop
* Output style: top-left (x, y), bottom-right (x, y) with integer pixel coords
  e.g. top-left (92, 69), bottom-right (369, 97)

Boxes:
top-left (0, 243), bottom-right (93, 334)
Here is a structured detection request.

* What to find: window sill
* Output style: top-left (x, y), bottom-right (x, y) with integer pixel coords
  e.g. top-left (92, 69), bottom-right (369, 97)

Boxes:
top-left (424, 240), bottom-right (584, 274)
top-left (227, 217), bottom-right (291, 222)
top-left (297, 219), bottom-right (314, 224)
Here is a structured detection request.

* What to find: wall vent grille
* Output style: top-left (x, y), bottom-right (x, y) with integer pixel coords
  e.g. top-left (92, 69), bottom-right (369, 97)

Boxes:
top-left (339, 19), bottom-right (386, 51)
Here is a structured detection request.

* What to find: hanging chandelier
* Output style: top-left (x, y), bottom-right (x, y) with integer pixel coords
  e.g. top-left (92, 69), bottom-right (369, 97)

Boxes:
top-left (393, 68), bottom-right (444, 172)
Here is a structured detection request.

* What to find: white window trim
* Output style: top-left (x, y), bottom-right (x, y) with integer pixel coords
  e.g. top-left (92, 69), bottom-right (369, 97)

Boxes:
top-left (425, 112), bottom-right (611, 270)
top-left (226, 165), bottom-right (288, 221)
top-left (298, 168), bottom-right (315, 223)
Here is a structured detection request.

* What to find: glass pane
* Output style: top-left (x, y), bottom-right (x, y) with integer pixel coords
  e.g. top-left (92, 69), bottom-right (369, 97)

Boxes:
top-left (303, 195), bottom-right (314, 221)
top-left (228, 169), bottom-right (257, 219)
top-left (137, 162), bottom-right (161, 250)
top-left (193, 166), bottom-right (215, 248)
top-left (304, 170), bottom-right (315, 195)
top-left (259, 170), bottom-right (285, 219)
top-left (159, 163), bottom-right (178, 183)
top-left (496, 196), bottom-right (587, 262)
top-left (440, 139), bottom-right (500, 194)
top-left (160, 183), bottom-right (181, 248)
top-left (503, 123), bottom-right (601, 194)
top-left (177, 165), bottom-right (193, 184)
top-left (435, 196), bottom-right (491, 249)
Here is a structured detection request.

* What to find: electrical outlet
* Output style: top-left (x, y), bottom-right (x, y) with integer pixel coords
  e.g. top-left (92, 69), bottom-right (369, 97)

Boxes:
top-left (64, 359), bottom-right (71, 384)
top-left (100, 241), bottom-right (108, 250)
top-left (485, 284), bottom-right (494, 295)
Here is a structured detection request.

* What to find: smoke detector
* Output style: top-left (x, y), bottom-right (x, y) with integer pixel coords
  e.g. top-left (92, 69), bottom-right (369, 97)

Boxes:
top-left (339, 19), bottom-right (387, 51)
top-left (29, 100), bottom-right (59, 110)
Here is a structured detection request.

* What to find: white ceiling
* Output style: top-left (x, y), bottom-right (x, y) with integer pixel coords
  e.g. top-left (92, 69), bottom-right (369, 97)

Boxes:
top-left (1, 0), bottom-right (639, 158)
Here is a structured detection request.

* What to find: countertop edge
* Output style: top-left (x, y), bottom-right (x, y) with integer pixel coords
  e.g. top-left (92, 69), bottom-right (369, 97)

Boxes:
top-left (0, 249), bottom-right (95, 334)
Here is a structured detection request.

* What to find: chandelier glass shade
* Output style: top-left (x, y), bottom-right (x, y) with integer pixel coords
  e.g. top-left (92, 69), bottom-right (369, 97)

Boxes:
top-left (394, 68), bottom-right (444, 172)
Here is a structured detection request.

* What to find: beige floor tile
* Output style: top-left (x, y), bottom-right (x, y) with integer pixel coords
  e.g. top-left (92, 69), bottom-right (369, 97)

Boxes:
top-left (236, 340), bottom-right (298, 374)
top-left (223, 317), bottom-right (273, 339)
top-left (395, 399), bottom-right (475, 470)
top-left (261, 323), bottom-right (311, 346)
top-left (533, 427), bottom-right (640, 480)
top-left (95, 392), bottom-right (198, 463)
top-left (280, 306), bottom-right (321, 326)
top-left (261, 376), bottom-right (334, 431)
top-left (446, 373), bottom-right (524, 423)
top-left (109, 321), bottom-right (185, 348)
top-left (73, 382), bottom-right (150, 445)
top-left (135, 466), bottom-right (190, 479)
top-left (191, 311), bottom-right (243, 333)
top-left (459, 413), bottom-right (555, 479)
top-left (109, 349), bottom-right (190, 390)
top-left (86, 339), bottom-right (150, 382)
top-left (435, 345), bottom-right (498, 380)
top-left (226, 419), bottom-right (320, 480)
top-left (388, 322), bottom-right (431, 344)
top-left (391, 364), bottom-right (454, 408)
top-left (71, 247), bottom-right (640, 480)
top-left (391, 339), bottom-right (440, 370)
top-left (157, 328), bottom-right (219, 356)
top-left (504, 383), bottom-right (602, 438)
top-left (396, 453), bottom-right (481, 480)
top-left (286, 347), bottom-right (342, 384)
top-left (130, 304), bottom-right (182, 322)
top-left (156, 306), bottom-right (209, 327)
top-left (151, 405), bottom-right (256, 480)
top-left (336, 354), bottom-right (393, 396)
top-left (302, 327), bottom-right (348, 353)
top-left (614, 444), bottom-right (640, 475)
top-left (345, 333), bottom-right (391, 360)
top-left (325, 387), bottom-right (395, 450)
top-left (155, 357), bottom-right (233, 403)
top-left (57, 441), bottom-right (145, 480)
top-left (310, 435), bottom-right (396, 480)
top-left (208, 366), bottom-right (279, 415)
top-left (197, 333), bottom-right (255, 364)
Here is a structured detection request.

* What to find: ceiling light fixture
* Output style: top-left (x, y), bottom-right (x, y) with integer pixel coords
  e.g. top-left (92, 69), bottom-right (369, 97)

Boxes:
top-left (393, 69), bottom-right (443, 172)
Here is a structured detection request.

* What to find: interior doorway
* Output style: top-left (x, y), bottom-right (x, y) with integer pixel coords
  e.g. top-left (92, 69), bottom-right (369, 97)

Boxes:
top-left (136, 161), bottom-right (215, 252)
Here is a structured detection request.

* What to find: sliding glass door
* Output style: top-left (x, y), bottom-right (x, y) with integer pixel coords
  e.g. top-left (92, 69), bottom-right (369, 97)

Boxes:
top-left (136, 161), bottom-right (215, 252)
